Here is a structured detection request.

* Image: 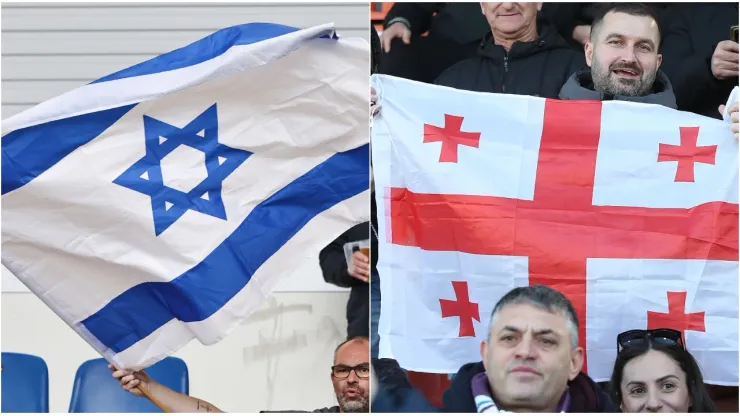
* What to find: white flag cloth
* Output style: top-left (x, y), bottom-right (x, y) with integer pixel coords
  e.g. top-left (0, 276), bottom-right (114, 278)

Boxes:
top-left (2, 23), bottom-right (369, 370)
top-left (372, 74), bottom-right (738, 385)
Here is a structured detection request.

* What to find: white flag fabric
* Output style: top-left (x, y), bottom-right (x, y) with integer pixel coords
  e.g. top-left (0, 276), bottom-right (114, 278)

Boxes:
top-left (372, 74), bottom-right (738, 385)
top-left (2, 23), bottom-right (369, 370)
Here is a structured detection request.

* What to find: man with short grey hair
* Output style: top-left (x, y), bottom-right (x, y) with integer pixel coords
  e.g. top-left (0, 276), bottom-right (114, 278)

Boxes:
top-left (372, 285), bottom-right (615, 413)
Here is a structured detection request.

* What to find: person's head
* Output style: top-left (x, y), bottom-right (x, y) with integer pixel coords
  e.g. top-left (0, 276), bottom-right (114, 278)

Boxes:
top-left (480, 285), bottom-right (583, 412)
top-left (586, 3), bottom-right (662, 97)
top-left (331, 336), bottom-right (370, 412)
top-left (479, 3), bottom-right (542, 40)
top-left (608, 329), bottom-right (715, 413)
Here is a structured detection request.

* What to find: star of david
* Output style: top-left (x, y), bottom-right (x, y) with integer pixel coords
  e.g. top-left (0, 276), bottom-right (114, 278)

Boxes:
top-left (114, 104), bottom-right (251, 236)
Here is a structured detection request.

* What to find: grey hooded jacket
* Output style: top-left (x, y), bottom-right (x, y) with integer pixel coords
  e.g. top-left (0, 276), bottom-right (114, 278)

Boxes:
top-left (559, 68), bottom-right (677, 109)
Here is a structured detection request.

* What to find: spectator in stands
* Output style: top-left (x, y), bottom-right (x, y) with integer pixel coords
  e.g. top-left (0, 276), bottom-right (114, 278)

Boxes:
top-left (660, 3), bottom-right (739, 119)
top-left (378, 3), bottom-right (488, 83)
top-left (558, 3), bottom-right (676, 107)
top-left (607, 328), bottom-right (715, 413)
top-left (372, 285), bottom-right (616, 412)
top-left (559, 3), bottom-right (739, 140)
top-left (320, 222), bottom-right (372, 339)
top-left (110, 336), bottom-right (371, 413)
top-left (433, 2), bottom-right (585, 98)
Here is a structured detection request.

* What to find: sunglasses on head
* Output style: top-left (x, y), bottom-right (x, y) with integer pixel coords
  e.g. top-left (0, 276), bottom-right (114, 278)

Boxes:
top-left (617, 328), bottom-right (684, 352)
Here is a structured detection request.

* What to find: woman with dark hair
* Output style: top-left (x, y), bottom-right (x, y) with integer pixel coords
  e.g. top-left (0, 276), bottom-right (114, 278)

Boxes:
top-left (607, 329), bottom-right (716, 413)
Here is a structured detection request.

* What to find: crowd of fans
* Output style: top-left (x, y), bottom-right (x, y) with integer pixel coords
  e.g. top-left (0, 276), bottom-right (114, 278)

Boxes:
top-left (369, 2), bottom-right (738, 413)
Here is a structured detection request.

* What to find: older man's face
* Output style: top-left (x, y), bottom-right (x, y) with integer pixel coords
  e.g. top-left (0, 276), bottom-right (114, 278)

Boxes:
top-left (480, 2), bottom-right (541, 35)
top-left (587, 11), bottom-right (662, 97)
top-left (481, 303), bottom-right (583, 411)
top-left (331, 339), bottom-right (370, 412)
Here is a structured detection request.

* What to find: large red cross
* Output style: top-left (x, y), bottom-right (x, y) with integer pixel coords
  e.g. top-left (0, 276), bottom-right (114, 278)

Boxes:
top-left (423, 114), bottom-right (481, 163)
top-left (439, 281), bottom-right (480, 337)
top-left (658, 126), bottom-right (717, 182)
top-left (389, 100), bottom-right (738, 372)
top-left (648, 291), bottom-right (706, 344)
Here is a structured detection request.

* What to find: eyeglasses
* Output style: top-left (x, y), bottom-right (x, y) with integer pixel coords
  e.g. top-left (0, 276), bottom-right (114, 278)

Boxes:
top-left (331, 364), bottom-right (370, 380)
top-left (617, 328), bottom-right (684, 352)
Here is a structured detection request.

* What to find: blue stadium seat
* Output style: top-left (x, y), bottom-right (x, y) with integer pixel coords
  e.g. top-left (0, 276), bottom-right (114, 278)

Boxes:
top-left (68, 357), bottom-right (189, 413)
top-left (1, 352), bottom-right (50, 413)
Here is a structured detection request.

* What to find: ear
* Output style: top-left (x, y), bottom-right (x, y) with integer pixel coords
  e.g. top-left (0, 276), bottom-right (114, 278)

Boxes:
top-left (569, 346), bottom-right (584, 380)
top-left (480, 2), bottom-right (485, 15)
top-left (656, 53), bottom-right (663, 69)
top-left (480, 339), bottom-right (489, 371)
top-left (585, 42), bottom-right (594, 67)
top-left (536, 2), bottom-right (543, 11)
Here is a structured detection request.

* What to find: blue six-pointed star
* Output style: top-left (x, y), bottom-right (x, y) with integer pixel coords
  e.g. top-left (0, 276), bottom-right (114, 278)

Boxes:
top-left (114, 104), bottom-right (251, 236)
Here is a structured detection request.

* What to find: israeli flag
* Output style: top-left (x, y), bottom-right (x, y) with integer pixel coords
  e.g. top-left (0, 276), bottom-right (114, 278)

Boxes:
top-left (2, 23), bottom-right (369, 370)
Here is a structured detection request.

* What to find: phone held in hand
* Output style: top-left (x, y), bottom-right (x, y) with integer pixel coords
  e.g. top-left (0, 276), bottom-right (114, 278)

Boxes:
top-left (732, 25), bottom-right (738, 43)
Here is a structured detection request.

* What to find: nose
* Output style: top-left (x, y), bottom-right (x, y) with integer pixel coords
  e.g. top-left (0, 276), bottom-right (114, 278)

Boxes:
top-left (513, 335), bottom-right (536, 360)
top-left (644, 390), bottom-right (663, 412)
top-left (619, 47), bottom-right (638, 64)
top-left (346, 369), bottom-right (360, 383)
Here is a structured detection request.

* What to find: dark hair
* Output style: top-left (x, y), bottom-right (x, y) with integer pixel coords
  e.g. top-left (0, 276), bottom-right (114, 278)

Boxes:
top-left (607, 341), bottom-right (715, 412)
top-left (371, 26), bottom-right (381, 75)
top-left (334, 336), bottom-right (369, 362)
top-left (590, 3), bottom-right (662, 47)
top-left (489, 285), bottom-right (579, 347)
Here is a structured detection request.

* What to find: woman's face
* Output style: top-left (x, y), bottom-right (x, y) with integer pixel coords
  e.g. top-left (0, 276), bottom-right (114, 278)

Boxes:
top-left (620, 349), bottom-right (692, 413)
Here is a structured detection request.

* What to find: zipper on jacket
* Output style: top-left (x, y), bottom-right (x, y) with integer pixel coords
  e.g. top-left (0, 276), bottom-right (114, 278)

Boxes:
top-left (502, 55), bottom-right (509, 93)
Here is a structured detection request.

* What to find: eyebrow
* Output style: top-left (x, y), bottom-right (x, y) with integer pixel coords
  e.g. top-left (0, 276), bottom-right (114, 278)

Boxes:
top-left (626, 375), bottom-right (679, 386)
top-left (604, 32), bottom-right (656, 49)
top-left (501, 326), bottom-right (559, 337)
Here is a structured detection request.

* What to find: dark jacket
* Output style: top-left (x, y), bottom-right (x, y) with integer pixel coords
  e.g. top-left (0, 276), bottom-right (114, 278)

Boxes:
top-left (372, 360), bottom-right (616, 413)
top-left (434, 23), bottom-right (586, 98)
top-left (319, 221), bottom-right (375, 338)
top-left (559, 68), bottom-right (678, 109)
top-left (659, 3), bottom-right (739, 119)
top-left (384, 3), bottom-right (489, 46)
top-left (441, 362), bottom-right (616, 413)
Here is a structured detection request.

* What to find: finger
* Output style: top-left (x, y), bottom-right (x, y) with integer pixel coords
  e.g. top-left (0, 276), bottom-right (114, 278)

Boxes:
top-left (112, 369), bottom-right (131, 379)
top-left (372, 103), bottom-right (381, 117)
top-left (124, 380), bottom-right (140, 391)
top-left (731, 123), bottom-right (739, 134)
top-left (729, 102), bottom-right (739, 113)
top-left (382, 34), bottom-right (392, 53)
top-left (723, 40), bottom-right (740, 53)
top-left (402, 29), bottom-right (411, 45)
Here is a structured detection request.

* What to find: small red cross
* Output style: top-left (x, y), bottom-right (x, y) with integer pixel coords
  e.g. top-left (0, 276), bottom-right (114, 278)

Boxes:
top-left (439, 281), bottom-right (480, 337)
top-left (424, 114), bottom-right (481, 163)
top-left (647, 291), bottom-right (706, 344)
top-left (658, 126), bottom-right (717, 182)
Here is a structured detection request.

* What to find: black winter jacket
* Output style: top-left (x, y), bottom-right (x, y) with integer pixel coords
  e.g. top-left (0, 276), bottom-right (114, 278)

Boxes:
top-left (384, 2), bottom-right (489, 46)
top-left (435, 23), bottom-right (586, 98)
top-left (319, 219), bottom-right (376, 338)
top-left (660, 3), bottom-right (739, 119)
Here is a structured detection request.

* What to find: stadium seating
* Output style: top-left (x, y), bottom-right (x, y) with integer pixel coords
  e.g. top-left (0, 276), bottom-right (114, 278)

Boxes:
top-left (1, 352), bottom-right (50, 413)
top-left (68, 357), bottom-right (189, 413)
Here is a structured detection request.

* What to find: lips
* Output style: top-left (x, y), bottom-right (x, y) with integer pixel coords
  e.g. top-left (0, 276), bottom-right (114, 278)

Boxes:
top-left (612, 68), bottom-right (640, 78)
top-left (511, 365), bottom-right (540, 375)
top-left (344, 388), bottom-right (362, 398)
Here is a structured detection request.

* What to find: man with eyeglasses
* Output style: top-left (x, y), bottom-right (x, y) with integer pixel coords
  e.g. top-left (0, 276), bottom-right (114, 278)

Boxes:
top-left (109, 336), bottom-right (370, 413)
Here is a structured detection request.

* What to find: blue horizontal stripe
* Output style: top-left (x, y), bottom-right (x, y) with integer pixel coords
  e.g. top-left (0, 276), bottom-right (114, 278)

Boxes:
top-left (80, 144), bottom-right (369, 353)
top-left (2, 105), bottom-right (136, 195)
top-left (93, 23), bottom-right (334, 84)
